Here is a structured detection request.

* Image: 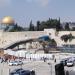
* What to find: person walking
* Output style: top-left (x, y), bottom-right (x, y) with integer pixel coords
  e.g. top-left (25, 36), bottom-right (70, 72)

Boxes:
top-left (54, 58), bottom-right (56, 63)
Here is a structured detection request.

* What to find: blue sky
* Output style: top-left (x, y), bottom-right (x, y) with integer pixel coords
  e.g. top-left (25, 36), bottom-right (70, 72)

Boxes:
top-left (0, 0), bottom-right (75, 27)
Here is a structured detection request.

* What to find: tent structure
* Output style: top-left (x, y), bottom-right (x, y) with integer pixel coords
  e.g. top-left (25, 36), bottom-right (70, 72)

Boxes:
top-left (38, 35), bottom-right (50, 41)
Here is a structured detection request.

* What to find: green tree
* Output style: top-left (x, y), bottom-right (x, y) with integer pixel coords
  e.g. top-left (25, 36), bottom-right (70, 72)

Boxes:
top-left (9, 23), bottom-right (25, 32)
top-left (72, 27), bottom-right (75, 31)
top-left (39, 39), bottom-right (57, 53)
top-left (60, 33), bottom-right (75, 42)
top-left (51, 39), bottom-right (57, 46)
top-left (39, 21), bottom-right (47, 31)
top-left (37, 21), bottom-right (40, 31)
top-left (29, 20), bottom-right (35, 31)
top-left (56, 18), bottom-right (63, 31)
top-left (35, 18), bottom-right (62, 31)
top-left (65, 23), bottom-right (70, 31)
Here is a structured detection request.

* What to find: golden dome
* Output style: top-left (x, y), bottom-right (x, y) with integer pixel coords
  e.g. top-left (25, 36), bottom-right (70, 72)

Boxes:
top-left (1, 16), bottom-right (15, 25)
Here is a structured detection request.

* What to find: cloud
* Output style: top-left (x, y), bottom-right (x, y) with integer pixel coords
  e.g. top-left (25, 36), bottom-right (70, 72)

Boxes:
top-left (0, 0), bottom-right (11, 7)
top-left (37, 0), bottom-right (49, 7)
top-left (26, 0), bottom-right (50, 7)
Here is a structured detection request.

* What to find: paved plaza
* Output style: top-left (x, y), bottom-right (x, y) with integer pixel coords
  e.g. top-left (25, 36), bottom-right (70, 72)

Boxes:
top-left (0, 53), bottom-right (75, 75)
top-left (0, 60), bottom-right (56, 75)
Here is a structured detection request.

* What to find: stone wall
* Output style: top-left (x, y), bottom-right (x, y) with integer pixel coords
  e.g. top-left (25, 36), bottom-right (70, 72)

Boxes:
top-left (0, 31), bottom-right (46, 48)
top-left (0, 29), bottom-right (75, 48)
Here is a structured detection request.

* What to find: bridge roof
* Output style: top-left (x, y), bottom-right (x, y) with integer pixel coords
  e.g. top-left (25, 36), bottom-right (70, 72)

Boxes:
top-left (4, 39), bottom-right (34, 50)
top-left (38, 35), bottom-right (50, 41)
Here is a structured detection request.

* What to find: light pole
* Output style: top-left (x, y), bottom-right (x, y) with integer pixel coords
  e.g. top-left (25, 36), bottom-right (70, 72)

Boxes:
top-left (1, 69), bottom-right (3, 75)
top-left (51, 64), bottom-right (52, 75)
top-left (2, 61), bottom-right (4, 75)
top-left (9, 68), bottom-right (10, 75)
top-left (48, 63), bottom-right (52, 75)
top-left (20, 63), bottom-right (22, 69)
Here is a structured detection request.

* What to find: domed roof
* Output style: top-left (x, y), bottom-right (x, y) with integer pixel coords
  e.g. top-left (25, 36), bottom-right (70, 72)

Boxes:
top-left (1, 16), bottom-right (15, 25)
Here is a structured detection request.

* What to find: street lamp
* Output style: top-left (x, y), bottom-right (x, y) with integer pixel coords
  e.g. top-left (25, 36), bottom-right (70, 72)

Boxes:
top-left (48, 63), bottom-right (52, 75)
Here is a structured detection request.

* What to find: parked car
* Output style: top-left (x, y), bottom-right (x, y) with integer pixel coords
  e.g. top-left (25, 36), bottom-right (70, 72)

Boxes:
top-left (60, 58), bottom-right (69, 66)
top-left (11, 68), bottom-right (24, 72)
top-left (0, 59), bottom-right (2, 63)
top-left (67, 61), bottom-right (74, 67)
top-left (8, 61), bottom-right (23, 66)
top-left (18, 61), bottom-right (23, 65)
top-left (68, 57), bottom-right (75, 62)
top-left (8, 61), bottom-right (19, 66)
top-left (10, 68), bottom-right (35, 75)
top-left (10, 70), bottom-right (30, 75)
